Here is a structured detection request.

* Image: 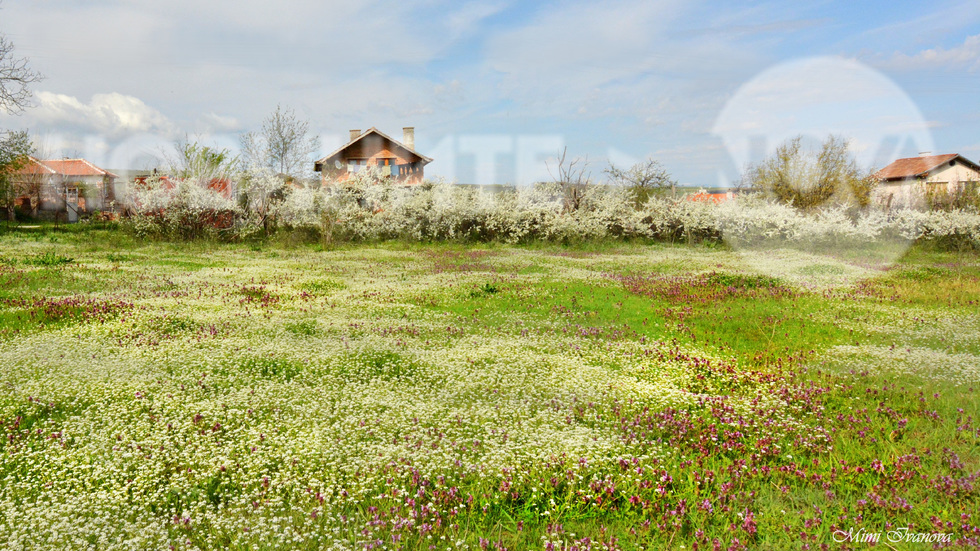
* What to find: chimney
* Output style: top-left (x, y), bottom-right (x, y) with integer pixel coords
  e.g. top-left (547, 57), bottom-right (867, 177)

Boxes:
top-left (403, 127), bottom-right (415, 150)
top-left (919, 151), bottom-right (933, 157)
top-left (349, 129), bottom-right (361, 142)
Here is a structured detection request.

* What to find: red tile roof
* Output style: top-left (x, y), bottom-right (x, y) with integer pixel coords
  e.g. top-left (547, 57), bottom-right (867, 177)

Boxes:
top-left (873, 154), bottom-right (958, 181)
top-left (41, 159), bottom-right (117, 178)
top-left (14, 156), bottom-right (57, 176)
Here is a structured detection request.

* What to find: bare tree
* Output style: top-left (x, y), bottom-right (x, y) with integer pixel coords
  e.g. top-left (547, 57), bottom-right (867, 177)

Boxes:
top-left (240, 105), bottom-right (320, 181)
top-left (605, 157), bottom-right (676, 204)
top-left (547, 146), bottom-right (591, 186)
top-left (546, 147), bottom-right (592, 212)
top-left (1, 5), bottom-right (43, 221)
top-left (1, 29), bottom-right (43, 114)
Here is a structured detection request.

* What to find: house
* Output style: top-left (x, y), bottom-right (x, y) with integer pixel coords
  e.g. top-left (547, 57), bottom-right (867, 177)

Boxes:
top-left (873, 153), bottom-right (980, 208)
top-left (12, 157), bottom-right (118, 221)
top-left (313, 127), bottom-right (432, 186)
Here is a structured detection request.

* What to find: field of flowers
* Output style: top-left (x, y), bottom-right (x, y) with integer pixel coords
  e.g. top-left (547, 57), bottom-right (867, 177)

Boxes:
top-left (0, 227), bottom-right (978, 550)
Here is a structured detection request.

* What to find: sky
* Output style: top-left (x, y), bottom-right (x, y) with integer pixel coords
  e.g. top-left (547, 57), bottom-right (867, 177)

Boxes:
top-left (1, 0), bottom-right (979, 187)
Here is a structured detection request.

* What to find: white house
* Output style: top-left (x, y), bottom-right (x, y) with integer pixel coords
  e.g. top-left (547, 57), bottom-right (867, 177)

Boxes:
top-left (14, 157), bottom-right (118, 221)
top-left (873, 153), bottom-right (980, 208)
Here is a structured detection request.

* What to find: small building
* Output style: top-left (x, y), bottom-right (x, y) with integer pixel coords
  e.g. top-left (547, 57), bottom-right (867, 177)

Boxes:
top-left (314, 127), bottom-right (432, 186)
top-left (13, 157), bottom-right (118, 221)
top-left (873, 153), bottom-right (980, 208)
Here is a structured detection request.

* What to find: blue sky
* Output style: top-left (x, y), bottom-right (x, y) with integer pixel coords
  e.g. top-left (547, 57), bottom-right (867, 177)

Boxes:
top-left (1, 0), bottom-right (978, 186)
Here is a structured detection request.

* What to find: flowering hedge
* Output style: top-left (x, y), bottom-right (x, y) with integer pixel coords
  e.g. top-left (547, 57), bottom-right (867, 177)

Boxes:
top-left (127, 170), bottom-right (980, 249)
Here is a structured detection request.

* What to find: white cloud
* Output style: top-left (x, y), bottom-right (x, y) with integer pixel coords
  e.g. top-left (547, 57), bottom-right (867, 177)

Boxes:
top-left (0, 0), bottom-right (510, 137)
top-left (487, 0), bottom-right (683, 88)
top-left (195, 112), bottom-right (242, 133)
top-left (480, 0), bottom-right (764, 133)
top-left (885, 34), bottom-right (980, 72)
top-left (29, 91), bottom-right (177, 139)
top-left (712, 57), bottom-right (935, 178)
top-left (446, 1), bottom-right (510, 38)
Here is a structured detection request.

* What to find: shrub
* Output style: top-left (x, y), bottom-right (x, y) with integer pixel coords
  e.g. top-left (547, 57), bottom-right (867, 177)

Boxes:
top-left (743, 135), bottom-right (876, 210)
top-left (126, 174), bottom-right (239, 240)
top-left (24, 251), bottom-right (73, 266)
top-left (123, 169), bottom-right (980, 251)
top-left (925, 182), bottom-right (980, 212)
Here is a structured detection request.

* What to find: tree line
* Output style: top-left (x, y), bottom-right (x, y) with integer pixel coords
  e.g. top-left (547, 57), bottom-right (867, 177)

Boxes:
top-left (2, 11), bottom-right (971, 221)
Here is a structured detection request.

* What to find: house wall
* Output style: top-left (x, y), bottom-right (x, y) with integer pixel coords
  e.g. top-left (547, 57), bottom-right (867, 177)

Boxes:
top-left (23, 175), bottom-right (115, 218)
top-left (925, 162), bottom-right (980, 186)
top-left (345, 135), bottom-right (415, 166)
top-left (59, 175), bottom-right (112, 213)
top-left (874, 159), bottom-right (980, 209)
top-left (109, 180), bottom-right (128, 211)
top-left (874, 180), bottom-right (921, 209)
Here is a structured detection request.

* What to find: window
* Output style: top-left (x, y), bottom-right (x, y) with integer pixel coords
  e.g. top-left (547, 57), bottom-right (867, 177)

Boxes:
top-left (376, 158), bottom-right (393, 176)
top-left (66, 185), bottom-right (79, 204)
top-left (348, 159), bottom-right (365, 173)
top-left (392, 163), bottom-right (417, 177)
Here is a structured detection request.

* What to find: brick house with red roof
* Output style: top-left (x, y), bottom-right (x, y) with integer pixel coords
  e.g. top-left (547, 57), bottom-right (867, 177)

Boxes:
top-left (13, 157), bottom-right (118, 221)
top-left (873, 153), bottom-right (980, 208)
top-left (314, 127), bottom-right (432, 186)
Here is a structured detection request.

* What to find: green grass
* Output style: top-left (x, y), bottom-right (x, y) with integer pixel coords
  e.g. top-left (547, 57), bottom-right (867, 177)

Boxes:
top-left (434, 275), bottom-right (854, 370)
top-left (23, 251), bottom-right (75, 267)
top-left (0, 226), bottom-right (977, 550)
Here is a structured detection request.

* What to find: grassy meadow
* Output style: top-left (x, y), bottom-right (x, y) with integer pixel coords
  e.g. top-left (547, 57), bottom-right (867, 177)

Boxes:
top-left (0, 226), bottom-right (978, 550)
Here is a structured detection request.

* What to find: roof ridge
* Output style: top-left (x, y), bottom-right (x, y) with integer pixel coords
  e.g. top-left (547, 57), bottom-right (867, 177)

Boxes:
top-left (893, 153), bottom-right (957, 161)
top-left (37, 158), bottom-right (117, 178)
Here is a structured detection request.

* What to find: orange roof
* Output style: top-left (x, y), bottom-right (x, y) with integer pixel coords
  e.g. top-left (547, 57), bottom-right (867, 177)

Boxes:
top-left (14, 156), bottom-right (57, 176)
top-left (873, 154), bottom-right (960, 181)
top-left (687, 191), bottom-right (732, 204)
top-left (41, 159), bottom-right (117, 178)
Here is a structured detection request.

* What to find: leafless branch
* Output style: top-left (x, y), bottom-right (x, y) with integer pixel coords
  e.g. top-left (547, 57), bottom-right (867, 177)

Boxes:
top-left (0, 34), bottom-right (43, 115)
top-left (546, 147), bottom-right (593, 212)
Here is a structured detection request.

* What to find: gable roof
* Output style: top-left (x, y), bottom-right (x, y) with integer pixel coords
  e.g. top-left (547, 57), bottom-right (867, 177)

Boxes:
top-left (14, 156), bottom-right (58, 176)
top-left (873, 154), bottom-right (979, 181)
top-left (314, 127), bottom-right (432, 171)
top-left (41, 159), bottom-right (118, 178)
